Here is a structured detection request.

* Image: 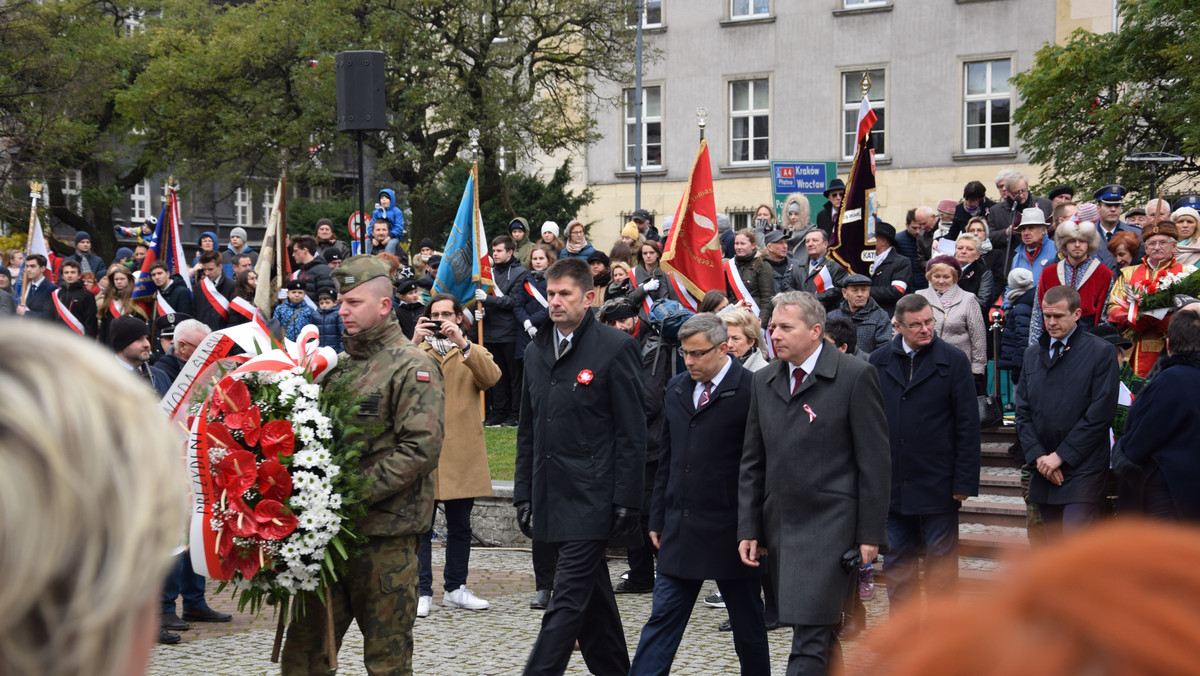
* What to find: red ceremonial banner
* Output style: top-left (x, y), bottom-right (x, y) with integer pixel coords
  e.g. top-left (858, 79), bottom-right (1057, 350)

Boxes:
top-left (661, 139), bottom-right (725, 310)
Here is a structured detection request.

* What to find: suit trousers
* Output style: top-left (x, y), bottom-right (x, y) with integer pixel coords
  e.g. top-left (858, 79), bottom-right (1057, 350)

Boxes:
top-left (787, 623), bottom-right (842, 676)
top-left (484, 340), bottom-right (519, 420)
top-left (629, 573), bottom-right (769, 676)
top-left (625, 460), bottom-right (659, 588)
top-left (532, 539), bottom-right (560, 591)
top-left (884, 510), bottom-right (959, 613)
top-left (161, 552), bottom-right (207, 614)
top-left (1037, 502), bottom-right (1101, 539)
top-left (522, 540), bottom-right (629, 676)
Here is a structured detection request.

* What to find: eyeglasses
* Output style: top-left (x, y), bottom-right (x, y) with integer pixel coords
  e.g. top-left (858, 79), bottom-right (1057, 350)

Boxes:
top-left (429, 312), bottom-right (457, 319)
top-left (677, 344), bottom-right (719, 360)
top-left (1145, 240), bottom-right (1176, 250)
top-left (896, 318), bottom-right (936, 330)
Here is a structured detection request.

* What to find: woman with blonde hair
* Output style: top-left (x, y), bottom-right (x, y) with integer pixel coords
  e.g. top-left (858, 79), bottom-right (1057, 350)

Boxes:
top-left (722, 308), bottom-right (769, 372)
top-left (917, 255), bottom-right (988, 389)
top-left (0, 323), bottom-right (189, 675)
top-left (96, 264), bottom-right (146, 344)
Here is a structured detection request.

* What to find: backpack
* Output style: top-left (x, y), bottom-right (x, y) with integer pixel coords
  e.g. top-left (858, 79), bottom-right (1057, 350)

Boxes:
top-left (647, 298), bottom-right (692, 345)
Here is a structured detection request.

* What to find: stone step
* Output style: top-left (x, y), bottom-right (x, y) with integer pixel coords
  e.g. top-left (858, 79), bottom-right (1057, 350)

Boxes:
top-left (981, 442), bottom-right (1018, 469)
top-left (982, 425), bottom-right (1016, 444)
top-left (870, 557), bottom-right (1004, 592)
top-left (959, 530), bottom-right (1028, 559)
top-left (960, 494), bottom-right (1027, 529)
top-left (979, 473), bottom-right (1023, 498)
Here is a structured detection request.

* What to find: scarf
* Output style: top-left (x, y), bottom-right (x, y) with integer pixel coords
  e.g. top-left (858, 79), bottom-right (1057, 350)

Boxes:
top-left (565, 237), bottom-right (590, 255)
top-left (426, 336), bottom-right (456, 356)
top-left (593, 270), bottom-right (611, 288)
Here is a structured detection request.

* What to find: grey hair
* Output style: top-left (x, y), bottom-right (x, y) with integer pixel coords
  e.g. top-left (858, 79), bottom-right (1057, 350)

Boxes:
top-left (1005, 171), bottom-right (1029, 191)
top-left (772, 291), bottom-right (826, 337)
top-left (994, 169), bottom-right (1015, 186)
top-left (915, 205), bottom-right (937, 220)
top-left (955, 232), bottom-right (982, 251)
top-left (678, 312), bottom-right (729, 347)
top-left (173, 318), bottom-right (212, 346)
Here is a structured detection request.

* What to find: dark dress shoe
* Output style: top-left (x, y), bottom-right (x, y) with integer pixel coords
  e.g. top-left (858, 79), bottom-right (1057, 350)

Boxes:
top-left (161, 612), bottom-right (190, 631)
top-left (613, 580), bottom-right (653, 594)
top-left (718, 619), bottom-right (733, 632)
top-left (765, 620), bottom-right (783, 631)
top-left (530, 589), bottom-right (552, 610)
top-left (182, 606), bottom-right (232, 623)
top-left (158, 628), bottom-right (181, 645)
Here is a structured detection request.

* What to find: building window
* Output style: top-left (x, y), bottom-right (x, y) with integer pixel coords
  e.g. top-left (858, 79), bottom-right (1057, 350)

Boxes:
top-left (964, 59), bottom-right (1011, 152)
top-left (842, 69), bottom-right (886, 159)
top-left (261, 185), bottom-right (275, 224)
top-left (624, 86), bottom-right (662, 170)
top-left (234, 187), bottom-right (250, 227)
top-left (63, 170), bottom-right (82, 215)
top-left (731, 0), bottom-right (769, 19)
top-left (730, 78), bottom-right (769, 164)
top-left (130, 179), bottom-right (151, 222)
top-left (628, 0), bottom-right (662, 27)
top-left (727, 208), bottom-right (755, 231)
top-left (843, 0), bottom-right (888, 7)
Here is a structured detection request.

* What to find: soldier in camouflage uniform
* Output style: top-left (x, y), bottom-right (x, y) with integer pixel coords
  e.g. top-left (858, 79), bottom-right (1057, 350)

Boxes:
top-left (282, 255), bottom-right (445, 676)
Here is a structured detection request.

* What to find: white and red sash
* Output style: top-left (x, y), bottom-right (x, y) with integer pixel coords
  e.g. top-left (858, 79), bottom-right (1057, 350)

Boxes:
top-left (109, 299), bottom-right (124, 319)
top-left (156, 291), bottom-right (176, 317)
top-left (52, 290), bottom-right (86, 336)
top-left (524, 280), bottom-right (548, 308)
top-left (200, 277), bottom-right (230, 321)
top-left (724, 259), bottom-right (760, 317)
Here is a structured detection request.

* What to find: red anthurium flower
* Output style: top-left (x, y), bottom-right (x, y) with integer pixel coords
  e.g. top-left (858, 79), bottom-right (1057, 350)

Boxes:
top-left (219, 546), bottom-right (262, 581)
top-left (223, 493), bottom-right (259, 538)
top-left (213, 377), bottom-right (251, 416)
top-left (240, 406), bottom-right (263, 446)
top-left (206, 422), bottom-right (245, 456)
top-left (215, 526), bottom-right (236, 558)
top-left (254, 500), bottom-right (299, 540)
top-left (216, 450), bottom-right (258, 498)
top-left (259, 420), bottom-right (296, 461)
top-left (257, 461), bottom-right (293, 502)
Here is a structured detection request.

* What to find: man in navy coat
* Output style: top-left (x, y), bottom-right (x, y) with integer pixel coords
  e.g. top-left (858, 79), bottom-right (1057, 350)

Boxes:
top-left (1016, 285), bottom-right (1119, 538)
top-left (869, 294), bottom-right (979, 613)
top-left (629, 313), bottom-right (769, 676)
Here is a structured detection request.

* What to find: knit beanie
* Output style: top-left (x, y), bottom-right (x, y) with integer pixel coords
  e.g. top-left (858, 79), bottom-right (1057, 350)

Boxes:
top-left (75, 231), bottom-right (91, 245)
top-left (541, 221), bottom-right (560, 238)
top-left (621, 222), bottom-right (639, 240)
top-left (230, 227), bottom-right (248, 242)
top-left (108, 315), bottom-right (148, 353)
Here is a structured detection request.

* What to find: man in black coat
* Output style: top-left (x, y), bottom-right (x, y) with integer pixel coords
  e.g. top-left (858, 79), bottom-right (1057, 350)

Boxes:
top-left (477, 234), bottom-right (528, 427)
top-left (986, 172), bottom-right (1054, 267)
top-left (514, 258), bottom-right (646, 676)
top-left (52, 259), bottom-right (99, 338)
top-left (867, 222), bottom-right (911, 318)
top-left (290, 235), bottom-right (332, 305)
top-left (191, 250), bottom-right (235, 331)
top-left (815, 178), bottom-right (845, 239)
top-left (1015, 285), bottom-right (1119, 538)
top-left (869, 294), bottom-right (979, 613)
top-left (629, 313), bottom-right (769, 676)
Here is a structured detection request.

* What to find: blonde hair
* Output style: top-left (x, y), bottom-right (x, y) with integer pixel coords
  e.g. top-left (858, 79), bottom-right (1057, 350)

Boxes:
top-left (0, 324), bottom-right (188, 676)
top-left (721, 308), bottom-right (762, 349)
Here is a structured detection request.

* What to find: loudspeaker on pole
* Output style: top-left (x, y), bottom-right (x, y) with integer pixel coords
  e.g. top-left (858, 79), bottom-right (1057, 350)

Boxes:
top-left (336, 51), bottom-right (387, 132)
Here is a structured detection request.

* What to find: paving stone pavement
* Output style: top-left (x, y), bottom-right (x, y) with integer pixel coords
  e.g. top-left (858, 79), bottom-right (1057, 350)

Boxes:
top-left (148, 546), bottom-right (891, 675)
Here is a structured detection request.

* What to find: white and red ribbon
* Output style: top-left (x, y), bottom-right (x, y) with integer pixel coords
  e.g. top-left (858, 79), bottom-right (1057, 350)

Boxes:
top-left (201, 277), bottom-right (231, 321)
top-left (156, 291), bottom-right (176, 317)
top-left (52, 290), bottom-right (86, 336)
top-left (725, 259), bottom-right (760, 317)
top-left (804, 404), bottom-right (817, 422)
top-left (524, 280), bottom-right (548, 308)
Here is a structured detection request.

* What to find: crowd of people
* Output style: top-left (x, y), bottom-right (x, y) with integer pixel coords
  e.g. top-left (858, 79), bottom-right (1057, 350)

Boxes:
top-left (6, 170), bottom-right (1200, 676)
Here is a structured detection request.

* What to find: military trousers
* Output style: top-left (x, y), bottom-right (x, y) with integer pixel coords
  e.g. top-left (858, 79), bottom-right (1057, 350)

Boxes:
top-left (281, 534), bottom-right (419, 676)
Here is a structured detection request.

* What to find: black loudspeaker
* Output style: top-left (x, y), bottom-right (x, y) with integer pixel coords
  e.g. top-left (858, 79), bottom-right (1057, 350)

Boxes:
top-left (336, 51), bottom-right (387, 132)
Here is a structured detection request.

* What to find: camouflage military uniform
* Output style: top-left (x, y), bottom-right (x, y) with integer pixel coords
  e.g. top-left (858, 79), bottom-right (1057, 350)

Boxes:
top-left (282, 258), bottom-right (445, 676)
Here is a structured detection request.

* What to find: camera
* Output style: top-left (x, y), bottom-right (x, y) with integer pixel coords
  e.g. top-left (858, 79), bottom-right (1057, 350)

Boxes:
top-left (424, 319), bottom-right (446, 339)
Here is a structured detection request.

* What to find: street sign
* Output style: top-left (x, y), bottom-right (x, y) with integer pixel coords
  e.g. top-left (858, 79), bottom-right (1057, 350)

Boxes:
top-left (770, 160), bottom-right (839, 226)
top-left (348, 211), bottom-right (366, 239)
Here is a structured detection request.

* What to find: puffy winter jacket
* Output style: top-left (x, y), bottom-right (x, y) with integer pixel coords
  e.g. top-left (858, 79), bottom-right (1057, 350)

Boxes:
top-left (997, 289), bottom-right (1035, 371)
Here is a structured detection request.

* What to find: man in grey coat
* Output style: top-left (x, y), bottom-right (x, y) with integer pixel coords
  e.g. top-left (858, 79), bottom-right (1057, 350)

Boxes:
top-left (739, 291), bottom-right (890, 676)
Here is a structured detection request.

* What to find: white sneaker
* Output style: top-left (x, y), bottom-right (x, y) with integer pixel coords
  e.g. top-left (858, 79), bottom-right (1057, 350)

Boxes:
top-left (442, 585), bottom-right (490, 610)
top-left (417, 595), bottom-right (431, 618)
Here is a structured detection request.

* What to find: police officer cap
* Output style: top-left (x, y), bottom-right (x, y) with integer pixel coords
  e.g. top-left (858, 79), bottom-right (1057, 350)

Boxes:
top-left (1092, 184), bottom-right (1127, 204)
top-left (331, 255), bottom-right (393, 293)
top-left (1173, 195), bottom-right (1200, 212)
top-left (154, 312), bottom-right (192, 338)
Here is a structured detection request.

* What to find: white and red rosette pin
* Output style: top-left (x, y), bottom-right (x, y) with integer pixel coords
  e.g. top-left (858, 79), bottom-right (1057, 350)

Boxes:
top-left (577, 369), bottom-right (594, 385)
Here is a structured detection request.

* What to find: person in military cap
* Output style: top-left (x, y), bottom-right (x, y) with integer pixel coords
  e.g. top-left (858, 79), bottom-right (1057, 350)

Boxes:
top-left (1173, 195), bottom-right (1200, 213)
top-left (1093, 184), bottom-right (1143, 246)
top-left (272, 278), bottom-right (315, 341)
top-left (153, 311), bottom-right (190, 355)
top-left (281, 255), bottom-right (445, 676)
top-left (1106, 221), bottom-right (1186, 377)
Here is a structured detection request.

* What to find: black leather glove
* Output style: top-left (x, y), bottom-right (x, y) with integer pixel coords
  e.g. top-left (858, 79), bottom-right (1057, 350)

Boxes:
top-left (610, 505), bottom-right (639, 539)
top-left (515, 501), bottom-right (533, 539)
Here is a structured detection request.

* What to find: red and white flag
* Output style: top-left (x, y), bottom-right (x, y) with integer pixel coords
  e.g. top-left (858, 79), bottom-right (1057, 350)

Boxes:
top-left (812, 266), bottom-right (834, 293)
top-left (661, 139), bottom-right (725, 312)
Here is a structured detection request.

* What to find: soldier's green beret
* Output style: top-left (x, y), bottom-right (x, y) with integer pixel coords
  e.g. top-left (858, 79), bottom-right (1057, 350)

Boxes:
top-left (331, 255), bottom-right (392, 293)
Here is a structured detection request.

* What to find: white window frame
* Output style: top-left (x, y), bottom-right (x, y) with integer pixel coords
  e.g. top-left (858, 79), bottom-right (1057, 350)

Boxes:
top-left (63, 170), bottom-right (82, 215)
top-left (963, 58), bottom-right (1012, 153)
top-left (234, 187), bottom-right (251, 227)
top-left (729, 77), bottom-right (770, 165)
top-left (261, 185), bottom-right (275, 224)
top-left (628, 0), bottom-right (662, 28)
top-left (842, 0), bottom-right (888, 8)
top-left (623, 85), bottom-right (663, 171)
top-left (730, 0), bottom-right (770, 20)
top-left (841, 69), bottom-right (887, 161)
top-left (130, 179), bottom-right (151, 222)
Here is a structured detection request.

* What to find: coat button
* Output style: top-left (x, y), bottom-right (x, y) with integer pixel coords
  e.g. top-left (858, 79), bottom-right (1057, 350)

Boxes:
top-left (546, 417), bottom-right (552, 422)
top-left (683, 509), bottom-right (689, 517)
top-left (550, 379), bottom-right (557, 386)
top-left (684, 465), bottom-right (691, 472)
top-left (690, 421), bottom-right (697, 428)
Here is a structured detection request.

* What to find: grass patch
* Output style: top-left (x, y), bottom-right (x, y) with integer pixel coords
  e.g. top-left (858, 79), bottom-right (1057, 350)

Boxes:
top-left (485, 426), bottom-right (518, 481)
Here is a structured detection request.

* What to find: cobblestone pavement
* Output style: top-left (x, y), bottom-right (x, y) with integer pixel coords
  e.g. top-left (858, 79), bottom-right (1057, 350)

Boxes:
top-left (148, 546), bottom-right (892, 675)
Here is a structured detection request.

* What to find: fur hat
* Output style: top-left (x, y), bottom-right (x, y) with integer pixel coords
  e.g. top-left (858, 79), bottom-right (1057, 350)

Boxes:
top-left (1142, 221), bottom-right (1179, 242)
top-left (285, 279), bottom-right (306, 292)
top-left (1054, 219), bottom-right (1102, 255)
top-left (418, 238), bottom-right (437, 252)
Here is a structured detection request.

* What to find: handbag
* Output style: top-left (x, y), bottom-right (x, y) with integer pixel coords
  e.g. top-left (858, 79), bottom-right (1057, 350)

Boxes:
top-left (978, 394), bottom-right (1003, 429)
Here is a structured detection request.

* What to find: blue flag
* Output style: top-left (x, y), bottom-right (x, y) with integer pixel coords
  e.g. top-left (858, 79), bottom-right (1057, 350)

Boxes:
top-left (433, 169), bottom-right (493, 305)
top-left (132, 187), bottom-right (190, 305)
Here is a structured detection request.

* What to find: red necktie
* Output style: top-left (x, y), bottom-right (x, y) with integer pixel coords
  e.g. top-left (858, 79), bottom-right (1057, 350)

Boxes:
top-left (792, 368), bottom-right (806, 394)
top-left (698, 381), bottom-right (713, 407)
